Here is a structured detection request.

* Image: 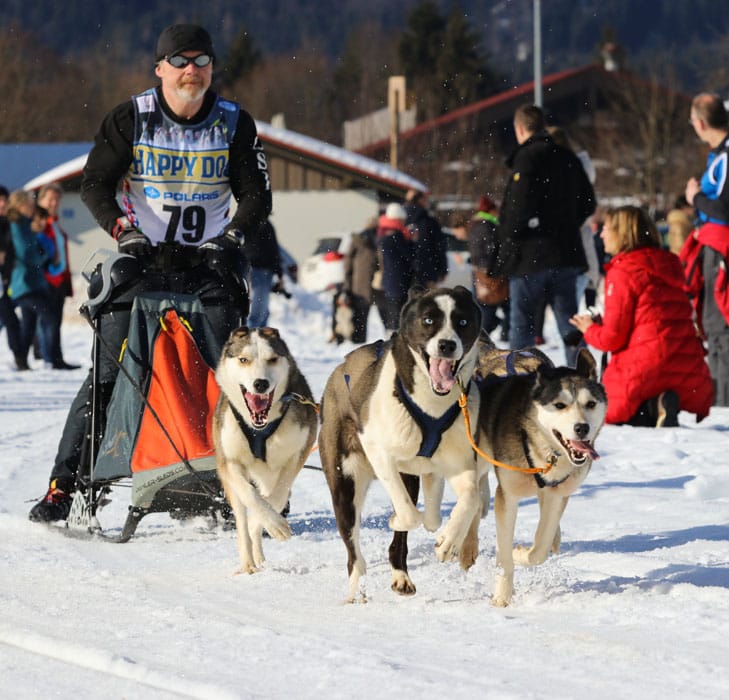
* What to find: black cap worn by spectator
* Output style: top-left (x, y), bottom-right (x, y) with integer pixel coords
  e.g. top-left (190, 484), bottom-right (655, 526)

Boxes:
top-left (155, 24), bottom-right (215, 61)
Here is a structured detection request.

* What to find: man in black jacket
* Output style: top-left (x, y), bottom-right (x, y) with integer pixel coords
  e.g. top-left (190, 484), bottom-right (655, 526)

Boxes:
top-left (494, 103), bottom-right (595, 364)
top-left (29, 24), bottom-right (272, 522)
top-left (244, 218), bottom-right (282, 328)
top-left (405, 190), bottom-right (448, 289)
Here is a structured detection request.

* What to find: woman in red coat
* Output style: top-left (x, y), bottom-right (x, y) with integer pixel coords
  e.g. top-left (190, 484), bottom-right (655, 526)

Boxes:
top-left (570, 205), bottom-right (713, 426)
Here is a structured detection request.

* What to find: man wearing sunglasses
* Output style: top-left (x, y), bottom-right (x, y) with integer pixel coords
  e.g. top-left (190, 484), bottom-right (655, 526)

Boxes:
top-left (29, 24), bottom-right (272, 523)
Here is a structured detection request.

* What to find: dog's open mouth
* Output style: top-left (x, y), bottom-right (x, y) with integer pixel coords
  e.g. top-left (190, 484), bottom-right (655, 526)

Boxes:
top-left (424, 352), bottom-right (459, 395)
top-left (242, 389), bottom-right (274, 428)
top-left (553, 430), bottom-right (599, 465)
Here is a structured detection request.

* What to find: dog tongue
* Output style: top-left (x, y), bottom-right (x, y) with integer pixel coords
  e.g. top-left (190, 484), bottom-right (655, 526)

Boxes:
top-left (245, 392), bottom-right (270, 413)
top-left (429, 357), bottom-right (455, 392)
top-left (569, 439), bottom-right (599, 460)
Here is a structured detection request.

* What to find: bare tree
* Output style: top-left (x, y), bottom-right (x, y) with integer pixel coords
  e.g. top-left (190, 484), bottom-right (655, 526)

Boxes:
top-left (597, 60), bottom-right (702, 209)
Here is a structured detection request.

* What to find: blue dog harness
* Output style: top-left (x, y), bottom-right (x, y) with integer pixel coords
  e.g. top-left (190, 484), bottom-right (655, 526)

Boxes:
top-left (229, 402), bottom-right (290, 461)
top-left (395, 377), bottom-right (463, 458)
top-left (342, 339), bottom-right (465, 458)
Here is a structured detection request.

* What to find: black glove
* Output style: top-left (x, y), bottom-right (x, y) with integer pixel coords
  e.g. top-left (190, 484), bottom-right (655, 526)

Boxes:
top-left (199, 227), bottom-right (245, 256)
top-left (199, 227), bottom-right (248, 284)
top-left (113, 217), bottom-right (152, 258)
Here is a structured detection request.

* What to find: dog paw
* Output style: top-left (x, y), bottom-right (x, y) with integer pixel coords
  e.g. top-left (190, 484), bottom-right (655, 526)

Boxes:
top-left (391, 570), bottom-right (417, 596)
top-left (344, 592), bottom-right (368, 604)
top-left (388, 509), bottom-right (423, 532)
top-left (458, 542), bottom-right (478, 571)
top-left (259, 511), bottom-right (292, 541)
top-left (513, 545), bottom-right (547, 567)
top-left (434, 534), bottom-right (459, 563)
top-left (233, 563), bottom-right (259, 575)
top-left (512, 544), bottom-right (529, 566)
top-left (492, 574), bottom-right (513, 607)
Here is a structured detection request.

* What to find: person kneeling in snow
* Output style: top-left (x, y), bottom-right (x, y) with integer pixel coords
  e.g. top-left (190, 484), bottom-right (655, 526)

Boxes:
top-left (570, 205), bottom-right (713, 427)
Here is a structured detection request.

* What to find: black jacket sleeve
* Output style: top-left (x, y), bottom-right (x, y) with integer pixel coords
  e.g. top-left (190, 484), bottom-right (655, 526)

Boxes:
top-left (227, 109), bottom-right (273, 236)
top-left (80, 101), bottom-right (135, 236)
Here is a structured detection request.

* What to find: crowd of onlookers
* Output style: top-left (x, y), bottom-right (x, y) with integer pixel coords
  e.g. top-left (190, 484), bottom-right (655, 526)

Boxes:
top-left (339, 98), bottom-right (729, 429)
top-left (0, 182), bottom-right (78, 372)
top-left (4, 97), bottom-right (728, 433)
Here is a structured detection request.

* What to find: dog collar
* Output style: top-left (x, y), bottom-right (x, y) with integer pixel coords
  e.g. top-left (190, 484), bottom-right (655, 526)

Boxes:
top-left (520, 430), bottom-right (569, 489)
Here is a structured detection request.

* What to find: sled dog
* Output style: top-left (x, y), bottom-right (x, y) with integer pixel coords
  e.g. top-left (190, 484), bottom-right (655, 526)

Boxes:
top-left (478, 348), bottom-right (606, 606)
top-left (213, 327), bottom-right (318, 573)
top-left (319, 286), bottom-right (484, 601)
top-left (331, 288), bottom-right (355, 344)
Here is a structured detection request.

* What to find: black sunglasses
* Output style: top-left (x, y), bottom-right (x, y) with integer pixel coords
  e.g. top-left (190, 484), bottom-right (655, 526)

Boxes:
top-left (165, 54), bottom-right (213, 69)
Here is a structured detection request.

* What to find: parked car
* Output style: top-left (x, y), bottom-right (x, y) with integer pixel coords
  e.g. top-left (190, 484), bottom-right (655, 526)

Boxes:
top-left (297, 229), bottom-right (472, 293)
top-left (298, 233), bottom-right (352, 292)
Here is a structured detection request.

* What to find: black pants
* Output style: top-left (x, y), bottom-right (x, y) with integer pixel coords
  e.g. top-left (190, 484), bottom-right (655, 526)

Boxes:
top-left (706, 330), bottom-right (729, 406)
top-left (0, 292), bottom-right (22, 357)
top-left (373, 290), bottom-right (404, 332)
top-left (349, 294), bottom-right (371, 344)
top-left (50, 263), bottom-right (245, 484)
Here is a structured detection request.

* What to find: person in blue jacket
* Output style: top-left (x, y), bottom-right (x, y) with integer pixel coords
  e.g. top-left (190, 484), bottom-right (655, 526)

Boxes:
top-left (6, 191), bottom-right (55, 368)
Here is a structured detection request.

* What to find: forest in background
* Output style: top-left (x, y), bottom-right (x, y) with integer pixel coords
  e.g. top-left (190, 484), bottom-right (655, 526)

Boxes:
top-left (1, 0), bottom-right (725, 204)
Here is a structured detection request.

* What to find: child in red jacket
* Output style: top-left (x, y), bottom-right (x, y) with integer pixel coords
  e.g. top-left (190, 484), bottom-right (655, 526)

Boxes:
top-left (570, 205), bottom-right (712, 426)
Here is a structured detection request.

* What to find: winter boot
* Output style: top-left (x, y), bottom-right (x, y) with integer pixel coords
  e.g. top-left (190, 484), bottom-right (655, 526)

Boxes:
top-left (656, 390), bottom-right (680, 428)
top-left (28, 478), bottom-right (74, 522)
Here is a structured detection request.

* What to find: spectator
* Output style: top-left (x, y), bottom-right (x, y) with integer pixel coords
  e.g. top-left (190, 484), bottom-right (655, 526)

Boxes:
top-left (467, 194), bottom-right (509, 340)
top-left (684, 92), bottom-right (729, 406)
top-left (36, 183), bottom-right (79, 369)
top-left (244, 218), bottom-right (282, 328)
top-left (450, 218), bottom-right (469, 242)
top-left (0, 185), bottom-right (26, 370)
top-left (546, 125), bottom-right (601, 313)
top-left (6, 191), bottom-right (56, 369)
top-left (493, 104), bottom-right (596, 365)
top-left (404, 189), bottom-right (447, 289)
top-left (373, 203), bottom-right (413, 333)
top-left (343, 216), bottom-right (378, 343)
top-left (570, 205), bottom-right (712, 426)
top-left (29, 24), bottom-right (272, 522)
top-left (666, 195), bottom-right (695, 255)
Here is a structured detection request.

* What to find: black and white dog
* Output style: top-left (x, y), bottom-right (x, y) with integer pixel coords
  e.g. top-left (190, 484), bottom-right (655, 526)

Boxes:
top-left (319, 286), bottom-right (484, 601)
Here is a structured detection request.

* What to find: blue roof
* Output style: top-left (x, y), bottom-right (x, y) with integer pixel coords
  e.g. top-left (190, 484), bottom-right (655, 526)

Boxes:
top-left (0, 143), bottom-right (93, 191)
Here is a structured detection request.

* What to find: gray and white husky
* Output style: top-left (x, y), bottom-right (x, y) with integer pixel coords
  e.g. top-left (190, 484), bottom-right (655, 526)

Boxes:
top-left (213, 327), bottom-right (318, 574)
top-left (478, 348), bottom-right (607, 606)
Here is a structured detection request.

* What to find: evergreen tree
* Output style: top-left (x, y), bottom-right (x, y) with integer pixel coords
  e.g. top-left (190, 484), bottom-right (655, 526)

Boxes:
top-left (438, 7), bottom-right (501, 111)
top-left (219, 26), bottom-right (261, 88)
top-left (399, 1), bottom-right (502, 120)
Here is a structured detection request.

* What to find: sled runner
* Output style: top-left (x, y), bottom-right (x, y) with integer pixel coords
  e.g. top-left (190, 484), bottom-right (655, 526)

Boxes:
top-left (67, 250), bottom-right (230, 542)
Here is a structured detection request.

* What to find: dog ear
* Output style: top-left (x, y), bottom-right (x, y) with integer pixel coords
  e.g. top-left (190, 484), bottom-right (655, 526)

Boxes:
top-left (575, 348), bottom-right (597, 379)
top-left (406, 285), bottom-right (426, 302)
top-left (230, 326), bottom-right (250, 340)
top-left (258, 327), bottom-right (280, 339)
top-left (222, 327), bottom-right (250, 356)
top-left (452, 284), bottom-right (473, 298)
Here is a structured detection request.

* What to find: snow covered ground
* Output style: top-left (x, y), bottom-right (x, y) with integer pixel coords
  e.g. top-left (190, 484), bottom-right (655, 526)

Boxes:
top-left (1, 285), bottom-right (728, 699)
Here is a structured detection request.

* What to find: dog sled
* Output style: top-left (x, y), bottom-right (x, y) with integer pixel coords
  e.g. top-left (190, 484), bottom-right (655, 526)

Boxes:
top-left (66, 249), bottom-right (230, 542)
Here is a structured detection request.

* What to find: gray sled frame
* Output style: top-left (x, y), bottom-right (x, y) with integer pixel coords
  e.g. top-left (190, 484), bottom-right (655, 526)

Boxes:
top-left (68, 252), bottom-right (230, 541)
